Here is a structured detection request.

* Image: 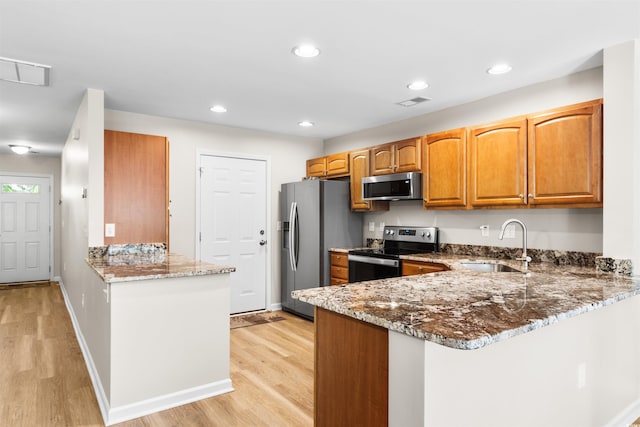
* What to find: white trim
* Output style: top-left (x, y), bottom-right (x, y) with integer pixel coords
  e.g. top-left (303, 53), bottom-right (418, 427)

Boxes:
top-left (105, 379), bottom-right (234, 426)
top-left (603, 398), bottom-right (640, 427)
top-left (195, 150), bottom-right (272, 312)
top-left (0, 172), bottom-right (54, 281)
top-left (270, 303), bottom-right (283, 311)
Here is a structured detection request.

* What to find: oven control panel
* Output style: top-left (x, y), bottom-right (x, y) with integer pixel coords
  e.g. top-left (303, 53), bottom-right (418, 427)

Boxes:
top-left (383, 226), bottom-right (438, 243)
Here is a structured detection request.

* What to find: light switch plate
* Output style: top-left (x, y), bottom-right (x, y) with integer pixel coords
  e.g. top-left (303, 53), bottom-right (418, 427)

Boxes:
top-left (105, 223), bottom-right (115, 237)
top-left (379, 222), bottom-right (385, 231)
top-left (368, 222), bottom-right (375, 232)
top-left (480, 225), bottom-right (489, 237)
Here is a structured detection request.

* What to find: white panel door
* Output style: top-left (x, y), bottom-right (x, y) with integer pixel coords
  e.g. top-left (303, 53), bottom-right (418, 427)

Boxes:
top-left (0, 176), bottom-right (51, 283)
top-left (200, 155), bottom-right (267, 314)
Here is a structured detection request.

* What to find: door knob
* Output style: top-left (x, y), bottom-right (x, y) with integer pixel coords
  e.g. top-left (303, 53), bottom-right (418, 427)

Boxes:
top-left (259, 240), bottom-right (267, 246)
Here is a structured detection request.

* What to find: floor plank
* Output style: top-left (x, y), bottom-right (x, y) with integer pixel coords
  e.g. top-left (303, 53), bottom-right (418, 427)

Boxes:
top-left (0, 283), bottom-right (314, 426)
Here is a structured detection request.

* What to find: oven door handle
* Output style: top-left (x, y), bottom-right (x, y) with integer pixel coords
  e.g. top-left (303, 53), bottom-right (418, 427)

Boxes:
top-left (348, 254), bottom-right (399, 268)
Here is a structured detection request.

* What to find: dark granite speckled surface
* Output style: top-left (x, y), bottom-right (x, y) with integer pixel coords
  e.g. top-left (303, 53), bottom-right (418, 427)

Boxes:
top-left (294, 254), bottom-right (640, 350)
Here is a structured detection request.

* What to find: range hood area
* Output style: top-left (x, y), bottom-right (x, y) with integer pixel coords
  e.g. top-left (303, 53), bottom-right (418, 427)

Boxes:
top-left (362, 172), bottom-right (422, 201)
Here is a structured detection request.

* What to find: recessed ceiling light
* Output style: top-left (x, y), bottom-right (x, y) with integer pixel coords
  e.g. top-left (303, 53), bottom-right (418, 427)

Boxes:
top-left (210, 105), bottom-right (227, 113)
top-left (407, 80), bottom-right (429, 90)
top-left (298, 121), bottom-right (314, 127)
top-left (9, 144), bottom-right (31, 154)
top-left (487, 63), bottom-right (512, 75)
top-left (292, 45), bottom-right (320, 58)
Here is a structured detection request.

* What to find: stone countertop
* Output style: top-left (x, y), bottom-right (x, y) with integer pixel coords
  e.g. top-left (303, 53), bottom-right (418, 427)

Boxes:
top-left (292, 254), bottom-right (640, 350)
top-left (86, 253), bottom-right (236, 283)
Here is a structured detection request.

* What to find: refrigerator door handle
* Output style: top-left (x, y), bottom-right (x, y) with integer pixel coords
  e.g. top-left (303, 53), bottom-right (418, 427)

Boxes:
top-left (289, 202), bottom-right (298, 271)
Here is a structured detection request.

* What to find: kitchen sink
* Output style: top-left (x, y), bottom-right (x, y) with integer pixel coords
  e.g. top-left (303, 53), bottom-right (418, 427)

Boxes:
top-left (459, 261), bottom-right (522, 273)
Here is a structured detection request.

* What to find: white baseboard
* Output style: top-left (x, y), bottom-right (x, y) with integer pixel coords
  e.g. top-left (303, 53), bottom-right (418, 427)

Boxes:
top-left (270, 302), bottom-right (282, 311)
top-left (105, 379), bottom-right (234, 426)
top-left (604, 397), bottom-right (640, 427)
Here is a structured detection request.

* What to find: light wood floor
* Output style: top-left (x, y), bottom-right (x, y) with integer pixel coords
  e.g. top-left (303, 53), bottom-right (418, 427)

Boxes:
top-left (0, 282), bottom-right (314, 426)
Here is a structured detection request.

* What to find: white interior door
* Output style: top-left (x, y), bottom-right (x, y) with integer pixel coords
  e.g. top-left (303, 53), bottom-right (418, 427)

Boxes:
top-left (199, 155), bottom-right (267, 314)
top-left (0, 175), bottom-right (51, 283)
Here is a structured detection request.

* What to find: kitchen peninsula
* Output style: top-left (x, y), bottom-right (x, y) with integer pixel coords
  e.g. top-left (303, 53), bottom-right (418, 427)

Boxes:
top-left (293, 256), bottom-right (640, 427)
top-left (76, 244), bottom-right (235, 426)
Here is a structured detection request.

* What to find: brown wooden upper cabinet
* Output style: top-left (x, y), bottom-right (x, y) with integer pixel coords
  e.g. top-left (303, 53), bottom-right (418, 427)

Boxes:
top-left (370, 137), bottom-right (421, 175)
top-left (526, 99), bottom-right (602, 206)
top-left (468, 117), bottom-right (528, 207)
top-left (349, 149), bottom-right (389, 212)
top-left (104, 130), bottom-right (170, 246)
top-left (468, 99), bottom-right (603, 209)
top-left (306, 151), bottom-right (350, 178)
top-left (422, 128), bottom-right (467, 209)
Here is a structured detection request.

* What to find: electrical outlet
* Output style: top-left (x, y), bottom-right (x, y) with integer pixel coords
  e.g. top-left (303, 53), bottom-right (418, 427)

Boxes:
top-left (379, 222), bottom-right (385, 231)
top-left (480, 225), bottom-right (489, 237)
top-left (503, 224), bottom-right (516, 238)
top-left (369, 222), bottom-right (375, 232)
top-left (105, 223), bottom-right (115, 237)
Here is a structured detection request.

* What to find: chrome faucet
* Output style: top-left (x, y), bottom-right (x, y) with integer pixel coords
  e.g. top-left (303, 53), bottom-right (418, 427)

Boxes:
top-left (498, 218), bottom-right (532, 271)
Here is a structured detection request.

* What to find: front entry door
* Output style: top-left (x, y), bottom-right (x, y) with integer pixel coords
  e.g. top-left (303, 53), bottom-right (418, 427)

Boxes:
top-left (199, 155), bottom-right (267, 314)
top-left (0, 175), bottom-right (51, 283)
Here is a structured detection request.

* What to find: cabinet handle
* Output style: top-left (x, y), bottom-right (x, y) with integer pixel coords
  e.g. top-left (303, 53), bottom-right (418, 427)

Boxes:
top-left (518, 194), bottom-right (524, 199)
top-left (528, 194), bottom-right (534, 198)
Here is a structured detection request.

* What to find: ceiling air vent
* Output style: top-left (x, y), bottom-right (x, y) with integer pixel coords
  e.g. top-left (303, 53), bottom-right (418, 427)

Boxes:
top-left (0, 56), bottom-right (51, 86)
top-left (396, 97), bottom-right (431, 107)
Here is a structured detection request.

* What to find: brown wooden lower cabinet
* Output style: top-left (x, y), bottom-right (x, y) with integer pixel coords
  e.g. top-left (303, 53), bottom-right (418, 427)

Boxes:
top-left (330, 251), bottom-right (349, 285)
top-left (402, 260), bottom-right (449, 276)
top-left (315, 307), bottom-right (388, 427)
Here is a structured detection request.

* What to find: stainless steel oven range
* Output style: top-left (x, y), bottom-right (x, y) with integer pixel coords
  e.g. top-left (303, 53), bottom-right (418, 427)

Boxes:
top-left (348, 226), bottom-right (439, 282)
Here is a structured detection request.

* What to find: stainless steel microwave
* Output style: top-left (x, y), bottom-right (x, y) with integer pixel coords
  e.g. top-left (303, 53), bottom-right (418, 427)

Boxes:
top-left (362, 172), bottom-right (422, 201)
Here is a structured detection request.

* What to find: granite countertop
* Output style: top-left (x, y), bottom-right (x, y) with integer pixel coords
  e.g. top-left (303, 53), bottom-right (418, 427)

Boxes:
top-left (86, 253), bottom-right (236, 283)
top-left (293, 254), bottom-right (640, 350)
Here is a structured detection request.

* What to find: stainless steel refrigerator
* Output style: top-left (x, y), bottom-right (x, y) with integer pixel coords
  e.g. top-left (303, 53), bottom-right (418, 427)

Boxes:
top-left (280, 179), bottom-right (363, 320)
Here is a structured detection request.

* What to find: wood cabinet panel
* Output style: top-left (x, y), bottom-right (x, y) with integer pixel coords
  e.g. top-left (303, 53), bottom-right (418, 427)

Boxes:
top-left (306, 157), bottom-right (326, 177)
top-left (315, 308), bottom-right (388, 427)
top-left (402, 260), bottom-right (449, 276)
top-left (468, 118), bottom-right (527, 207)
top-left (104, 130), bottom-right (169, 246)
top-left (349, 150), bottom-right (389, 212)
top-left (527, 99), bottom-right (602, 206)
top-left (330, 251), bottom-right (349, 285)
top-left (325, 152), bottom-right (349, 176)
top-left (395, 137), bottom-right (421, 173)
top-left (423, 129), bottom-right (467, 208)
top-left (371, 144), bottom-right (395, 175)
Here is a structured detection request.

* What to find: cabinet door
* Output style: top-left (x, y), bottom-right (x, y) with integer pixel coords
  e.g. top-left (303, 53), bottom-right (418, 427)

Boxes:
top-left (527, 99), bottom-right (602, 206)
top-left (306, 156), bottom-right (327, 177)
top-left (394, 138), bottom-right (421, 173)
top-left (370, 143), bottom-right (395, 175)
top-left (326, 152), bottom-right (350, 177)
top-left (349, 150), bottom-right (389, 212)
top-left (423, 129), bottom-right (466, 208)
top-left (401, 260), bottom-right (449, 276)
top-left (468, 118), bottom-right (527, 207)
top-left (104, 130), bottom-right (169, 246)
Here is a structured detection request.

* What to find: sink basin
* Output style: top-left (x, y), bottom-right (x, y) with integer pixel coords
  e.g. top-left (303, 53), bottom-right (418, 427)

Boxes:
top-left (460, 261), bottom-right (521, 273)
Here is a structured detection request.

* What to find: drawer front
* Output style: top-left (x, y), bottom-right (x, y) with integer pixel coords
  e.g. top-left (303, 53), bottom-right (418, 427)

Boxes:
top-left (331, 277), bottom-right (348, 286)
top-left (331, 252), bottom-right (349, 268)
top-left (331, 265), bottom-right (349, 281)
top-left (402, 261), bottom-right (448, 276)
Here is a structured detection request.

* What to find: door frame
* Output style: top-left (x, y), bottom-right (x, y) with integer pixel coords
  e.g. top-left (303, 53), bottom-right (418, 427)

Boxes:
top-left (194, 150), bottom-right (272, 311)
top-left (0, 171), bottom-right (54, 282)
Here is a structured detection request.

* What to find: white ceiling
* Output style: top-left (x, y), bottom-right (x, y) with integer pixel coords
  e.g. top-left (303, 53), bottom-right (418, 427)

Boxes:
top-left (1, 0), bottom-right (639, 156)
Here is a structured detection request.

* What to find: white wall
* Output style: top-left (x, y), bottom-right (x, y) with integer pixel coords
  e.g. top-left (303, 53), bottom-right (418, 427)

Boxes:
top-left (603, 40), bottom-right (640, 273)
top-left (0, 154), bottom-right (62, 276)
top-left (104, 110), bottom-right (323, 306)
top-left (325, 68), bottom-right (605, 253)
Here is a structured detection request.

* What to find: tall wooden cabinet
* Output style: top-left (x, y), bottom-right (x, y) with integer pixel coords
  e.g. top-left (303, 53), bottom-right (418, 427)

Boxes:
top-left (104, 130), bottom-right (170, 246)
top-left (349, 149), bottom-right (389, 212)
top-left (422, 128), bottom-right (467, 208)
top-left (526, 99), bottom-right (602, 206)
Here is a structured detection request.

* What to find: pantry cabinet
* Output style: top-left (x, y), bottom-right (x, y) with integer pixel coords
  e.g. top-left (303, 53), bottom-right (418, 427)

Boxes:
top-left (422, 128), bottom-right (467, 209)
top-left (526, 99), bottom-right (602, 206)
top-left (401, 260), bottom-right (449, 276)
top-left (370, 137), bottom-right (421, 175)
top-left (330, 251), bottom-right (349, 285)
top-left (349, 149), bottom-right (389, 212)
top-left (306, 152), bottom-right (350, 178)
top-left (468, 118), bottom-right (528, 207)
